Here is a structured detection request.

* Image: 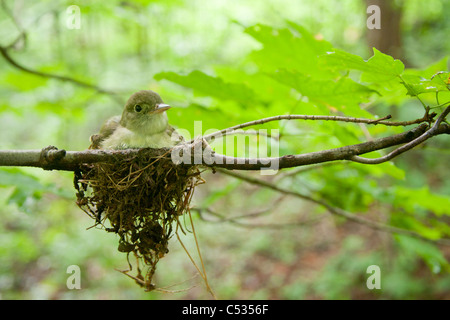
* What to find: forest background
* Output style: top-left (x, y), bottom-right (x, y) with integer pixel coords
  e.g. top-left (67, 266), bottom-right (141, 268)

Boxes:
top-left (0, 0), bottom-right (449, 299)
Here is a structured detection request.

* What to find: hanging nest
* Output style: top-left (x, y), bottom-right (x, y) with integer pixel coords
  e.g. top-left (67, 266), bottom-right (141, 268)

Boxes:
top-left (73, 148), bottom-right (203, 291)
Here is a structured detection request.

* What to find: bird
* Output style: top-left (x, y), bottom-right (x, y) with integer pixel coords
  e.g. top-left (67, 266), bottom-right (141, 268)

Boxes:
top-left (89, 90), bottom-right (183, 149)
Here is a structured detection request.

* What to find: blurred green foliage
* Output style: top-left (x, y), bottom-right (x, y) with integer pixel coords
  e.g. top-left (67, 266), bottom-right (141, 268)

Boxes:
top-left (0, 0), bottom-right (449, 299)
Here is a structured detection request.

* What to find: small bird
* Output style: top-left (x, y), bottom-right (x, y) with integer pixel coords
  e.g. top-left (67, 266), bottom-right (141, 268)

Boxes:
top-left (90, 90), bottom-right (183, 149)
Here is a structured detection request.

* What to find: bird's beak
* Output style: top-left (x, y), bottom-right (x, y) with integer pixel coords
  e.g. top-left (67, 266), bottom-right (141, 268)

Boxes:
top-left (152, 103), bottom-right (171, 114)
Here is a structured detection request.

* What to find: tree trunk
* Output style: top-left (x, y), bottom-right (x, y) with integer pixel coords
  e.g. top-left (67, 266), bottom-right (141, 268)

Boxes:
top-left (365, 0), bottom-right (406, 65)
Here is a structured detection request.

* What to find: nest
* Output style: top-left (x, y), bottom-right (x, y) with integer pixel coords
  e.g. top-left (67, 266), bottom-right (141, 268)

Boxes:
top-left (73, 149), bottom-right (202, 290)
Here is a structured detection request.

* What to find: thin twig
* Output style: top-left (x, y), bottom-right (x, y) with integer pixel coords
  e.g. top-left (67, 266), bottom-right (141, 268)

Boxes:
top-left (273, 162), bottom-right (340, 182)
top-left (197, 113), bottom-right (431, 143)
top-left (192, 206), bottom-right (324, 229)
top-left (350, 105), bottom-right (450, 164)
top-left (0, 46), bottom-right (124, 105)
top-left (1, 0), bottom-right (27, 50)
top-left (216, 168), bottom-right (450, 246)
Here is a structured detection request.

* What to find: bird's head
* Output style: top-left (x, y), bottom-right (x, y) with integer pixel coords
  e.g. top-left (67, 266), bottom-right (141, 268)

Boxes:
top-left (120, 90), bottom-right (171, 134)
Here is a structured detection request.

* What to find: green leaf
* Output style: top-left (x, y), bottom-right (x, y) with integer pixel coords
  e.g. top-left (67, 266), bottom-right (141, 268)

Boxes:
top-left (200, 180), bottom-right (242, 207)
top-left (393, 186), bottom-right (450, 217)
top-left (404, 56), bottom-right (449, 79)
top-left (213, 66), bottom-right (292, 107)
top-left (0, 232), bottom-right (40, 262)
top-left (350, 161), bottom-right (405, 180)
top-left (319, 49), bottom-right (374, 72)
top-left (400, 73), bottom-right (450, 96)
top-left (154, 70), bottom-right (256, 105)
top-left (0, 168), bottom-right (67, 211)
top-left (320, 48), bottom-right (405, 82)
top-left (270, 69), bottom-right (376, 111)
top-left (396, 215), bottom-right (442, 239)
top-left (395, 235), bottom-right (448, 273)
top-left (286, 21), bottom-right (334, 58)
top-left (0, 168), bottom-right (47, 208)
top-left (245, 23), bottom-right (333, 75)
top-left (3, 71), bottom-right (49, 91)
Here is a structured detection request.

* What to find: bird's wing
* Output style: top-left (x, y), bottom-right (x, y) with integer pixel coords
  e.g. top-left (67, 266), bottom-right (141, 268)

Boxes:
top-left (89, 115), bottom-right (121, 149)
top-left (165, 125), bottom-right (185, 145)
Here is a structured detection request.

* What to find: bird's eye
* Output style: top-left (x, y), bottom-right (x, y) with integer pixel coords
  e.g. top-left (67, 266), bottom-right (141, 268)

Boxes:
top-left (134, 104), bottom-right (142, 112)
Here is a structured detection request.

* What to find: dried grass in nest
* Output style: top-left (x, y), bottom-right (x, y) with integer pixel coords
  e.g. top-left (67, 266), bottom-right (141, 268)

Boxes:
top-left (73, 149), bottom-right (203, 290)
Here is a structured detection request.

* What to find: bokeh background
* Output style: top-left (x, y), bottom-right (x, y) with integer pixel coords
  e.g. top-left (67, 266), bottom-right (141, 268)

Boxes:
top-left (0, 0), bottom-right (449, 299)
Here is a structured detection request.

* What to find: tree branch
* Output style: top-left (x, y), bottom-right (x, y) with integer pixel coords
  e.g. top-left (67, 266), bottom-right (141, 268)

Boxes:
top-left (0, 122), bottom-right (443, 171)
top-left (196, 122), bottom-right (436, 170)
top-left (197, 113), bottom-right (435, 143)
top-left (192, 206), bottom-right (324, 229)
top-left (0, 113), bottom-right (447, 245)
top-left (0, 45), bottom-right (124, 105)
top-left (350, 106), bottom-right (450, 164)
top-left (0, 0), bottom-right (124, 105)
top-left (215, 168), bottom-right (450, 246)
